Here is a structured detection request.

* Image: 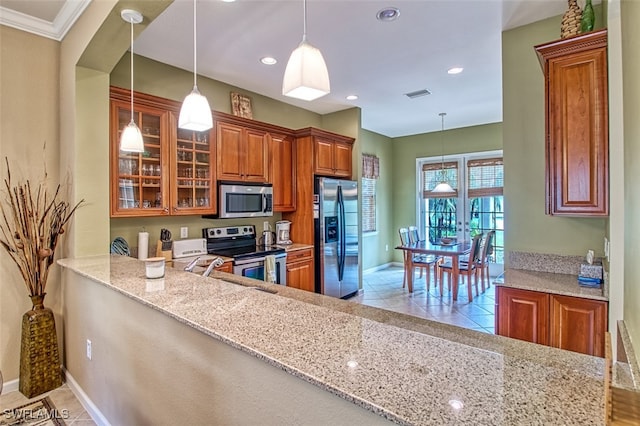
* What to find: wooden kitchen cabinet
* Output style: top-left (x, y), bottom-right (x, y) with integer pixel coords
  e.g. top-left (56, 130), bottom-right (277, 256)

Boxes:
top-left (550, 294), bottom-right (607, 357)
top-left (216, 121), bottom-right (269, 183)
top-left (285, 247), bottom-right (314, 292)
top-left (535, 29), bottom-right (609, 216)
top-left (110, 87), bottom-right (216, 217)
top-left (496, 286), bottom-right (608, 357)
top-left (314, 136), bottom-right (352, 178)
top-left (270, 133), bottom-right (296, 212)
top-left (496, 287), bottom-right (549, 346)
top-left (214, 261), bottom-right (233, 274)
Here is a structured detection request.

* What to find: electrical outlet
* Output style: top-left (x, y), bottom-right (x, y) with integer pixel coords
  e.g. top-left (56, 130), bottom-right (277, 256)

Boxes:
top-left (604, 237), bottom-right (610, 262)
top-left (385, 244), bottom-right (389, 251)
top-left (86, 339), bottom-right (92, 360)
top-left (180, 227), bottom-right (188, 239)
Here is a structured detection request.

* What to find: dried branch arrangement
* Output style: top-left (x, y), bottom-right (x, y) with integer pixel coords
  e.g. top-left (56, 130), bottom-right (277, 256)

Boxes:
top-left (0, 157), bottom-right (83, 297)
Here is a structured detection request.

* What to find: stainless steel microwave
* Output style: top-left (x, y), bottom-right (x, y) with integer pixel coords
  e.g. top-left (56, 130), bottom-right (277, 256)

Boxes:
top-left (216, 183), bottom-right (273, 219)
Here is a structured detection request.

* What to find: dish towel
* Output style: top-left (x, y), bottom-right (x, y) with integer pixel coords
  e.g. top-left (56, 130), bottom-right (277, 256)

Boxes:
top-left (264, 255), bottom-right (277, 283)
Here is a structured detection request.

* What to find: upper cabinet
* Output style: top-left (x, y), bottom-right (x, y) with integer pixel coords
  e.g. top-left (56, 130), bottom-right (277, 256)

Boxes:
top-left (109, 87), bottom-right (216, 217)
top-left (215, 120), bottom-right (269, 183)
top-left (313, 136), bottom-right (353, 178)
top-left (535, 29), bottom-right (609, 216)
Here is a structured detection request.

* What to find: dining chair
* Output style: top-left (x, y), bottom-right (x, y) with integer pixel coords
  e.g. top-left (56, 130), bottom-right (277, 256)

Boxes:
top-left (476, 230), bottom-right (495, 292)
top-left (399, 227), bottom-right (440, 291)
top-left (438, 234), bottom-right (482, 301)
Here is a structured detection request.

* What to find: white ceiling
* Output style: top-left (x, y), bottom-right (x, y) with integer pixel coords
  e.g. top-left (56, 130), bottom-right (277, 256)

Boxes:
top-left (0, 0), bottom-right (588, 137)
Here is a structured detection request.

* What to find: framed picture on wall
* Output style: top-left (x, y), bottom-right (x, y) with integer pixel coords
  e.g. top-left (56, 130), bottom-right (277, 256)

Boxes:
top-left (230, 92), bottom-right (253, 119)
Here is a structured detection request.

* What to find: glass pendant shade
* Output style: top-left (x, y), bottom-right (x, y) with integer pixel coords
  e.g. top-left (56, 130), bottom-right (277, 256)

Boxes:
top-left (120, 121), bottom-right (144, 152)
top-left (432, 112), bottom-right (455, 194)
top-left (432, 180), bottom-right (455, 193)
top-left (119, 9), bottom-right (144, 153)
top-left (179, 0), bottom-right (213, 131)
top-left (179, 86), bottom-right (213, 131)
top-left (283, 40), bottom-right (330, 101)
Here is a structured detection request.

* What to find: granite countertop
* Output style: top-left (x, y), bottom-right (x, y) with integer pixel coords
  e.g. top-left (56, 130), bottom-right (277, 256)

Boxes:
top-left (59, 255), bottom-right (605, 425)
top-left (276, 243), bottom-right (314, 251)
top-left (493, 268), bottom-right (607, 301)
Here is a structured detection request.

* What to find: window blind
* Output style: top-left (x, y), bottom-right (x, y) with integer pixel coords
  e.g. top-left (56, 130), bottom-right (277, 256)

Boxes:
top-left (362, 178), bottom-right (376, 232)
top-left (422, 161), bottom-right (458, 198)
top-left (467, 157), bottom-right (503, 198)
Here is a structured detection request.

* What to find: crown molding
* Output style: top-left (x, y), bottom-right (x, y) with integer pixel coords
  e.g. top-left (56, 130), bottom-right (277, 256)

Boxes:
top-left (0, 0), bottom-right (91, 41)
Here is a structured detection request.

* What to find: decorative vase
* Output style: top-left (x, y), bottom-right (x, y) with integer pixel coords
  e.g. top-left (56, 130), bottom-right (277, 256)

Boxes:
top-left (561, 0), bottom-right (582, 39)
top-left (580, 0), bottom-right (595, 33)
top-left (19, 293), bottom-right (62, 398)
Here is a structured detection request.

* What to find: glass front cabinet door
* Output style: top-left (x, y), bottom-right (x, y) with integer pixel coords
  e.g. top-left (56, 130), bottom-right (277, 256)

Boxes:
top-left (110, 88), bottom-right (217, 217)
top-left (110, 100), bottom-right (170, 217)
top-left (170, 113), bottom-right (216, 215)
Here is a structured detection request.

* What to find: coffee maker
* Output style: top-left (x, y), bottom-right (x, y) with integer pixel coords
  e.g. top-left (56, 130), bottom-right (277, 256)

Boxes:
top-left (275, 220), bottom-right (292, 245)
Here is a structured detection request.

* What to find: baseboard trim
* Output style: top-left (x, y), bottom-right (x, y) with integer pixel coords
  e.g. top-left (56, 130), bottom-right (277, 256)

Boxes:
top-left (2, 377), bottom-right (19, 394)
top-left (363, 262), bottom-right (402, 275)
top-left (63, 369), bottom-right (111, 426)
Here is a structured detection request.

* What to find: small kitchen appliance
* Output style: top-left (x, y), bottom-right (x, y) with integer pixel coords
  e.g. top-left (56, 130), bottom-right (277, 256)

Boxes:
top-left (172, 238), bottom-right (220, 271)
top-left (260, 221), bottom-right (276, 247)
top-left (203, 225), bottom-right (287, 285)
top-left (203, 182), bottom-right (273, 219)
top-left (275, 220), bottom-right (292, 245)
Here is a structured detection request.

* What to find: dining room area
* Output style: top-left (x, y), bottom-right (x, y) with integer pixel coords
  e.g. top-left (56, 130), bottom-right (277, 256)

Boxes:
top-left (351, 229), bottom-right (498, 334)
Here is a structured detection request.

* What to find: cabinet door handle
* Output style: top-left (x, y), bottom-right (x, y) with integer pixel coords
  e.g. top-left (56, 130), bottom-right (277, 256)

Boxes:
top-left (163, 207), bottom-right (169, 214)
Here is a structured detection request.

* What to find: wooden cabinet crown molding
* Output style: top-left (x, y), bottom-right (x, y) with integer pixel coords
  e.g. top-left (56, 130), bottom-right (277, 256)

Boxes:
top-left (534, 29), bottom-right (607, 68)
top-left (294, 127), bottom-right (355, 145)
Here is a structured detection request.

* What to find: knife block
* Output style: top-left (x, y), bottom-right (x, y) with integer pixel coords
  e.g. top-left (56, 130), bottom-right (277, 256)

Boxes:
top-left (155, 240), bottom-right (173, 266)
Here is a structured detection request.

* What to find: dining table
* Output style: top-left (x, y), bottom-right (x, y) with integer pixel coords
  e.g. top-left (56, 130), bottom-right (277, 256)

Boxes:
top-left (396, 240), bottom-right (472, 300)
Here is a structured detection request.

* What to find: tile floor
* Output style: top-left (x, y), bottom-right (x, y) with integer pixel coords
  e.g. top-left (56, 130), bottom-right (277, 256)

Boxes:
top-left (352, 266), bottom-right (497, 334)
top-left (0, 383), bottom-right (95, 425)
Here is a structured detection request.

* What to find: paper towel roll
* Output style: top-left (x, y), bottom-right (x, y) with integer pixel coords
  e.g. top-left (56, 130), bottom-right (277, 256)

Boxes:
top-left (138, 231), bottom-right (149, 260)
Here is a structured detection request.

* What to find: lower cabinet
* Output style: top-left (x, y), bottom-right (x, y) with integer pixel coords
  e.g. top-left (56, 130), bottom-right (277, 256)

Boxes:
top-left (496, 286), bottom-right (608, 357)
top-left (285, 248), bottom-right (314, 292)
top-left (215, 261), bottom-right (233, 274)
top-left (496, 287), bottom-right (549, 346)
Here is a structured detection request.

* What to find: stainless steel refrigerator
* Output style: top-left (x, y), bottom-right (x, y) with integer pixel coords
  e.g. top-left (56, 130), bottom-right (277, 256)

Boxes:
top-left (314, 177), bottom-right (359, 299)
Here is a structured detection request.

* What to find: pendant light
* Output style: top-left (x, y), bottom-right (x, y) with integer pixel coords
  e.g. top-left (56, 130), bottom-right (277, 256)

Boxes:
top-left (282, 0), bottom-right (330, 101)
top-left (178, 0), bottom-right (213, 131)
top-left (432, 112), bottom-right (455, 193)
top-left (119, 9), bottom-right (144, 153)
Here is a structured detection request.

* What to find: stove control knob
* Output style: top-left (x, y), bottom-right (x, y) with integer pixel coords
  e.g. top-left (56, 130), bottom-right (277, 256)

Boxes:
top-left (216, 229), bottom-right (222, 235)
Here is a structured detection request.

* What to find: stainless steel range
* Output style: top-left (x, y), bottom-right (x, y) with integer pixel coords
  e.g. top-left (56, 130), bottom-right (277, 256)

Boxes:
top-left (202, 225), bottom-right (287, 285)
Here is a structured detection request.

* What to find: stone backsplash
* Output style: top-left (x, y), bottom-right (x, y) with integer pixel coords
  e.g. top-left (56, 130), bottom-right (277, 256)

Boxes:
top-left (508, 251), bottom-right (586, 275)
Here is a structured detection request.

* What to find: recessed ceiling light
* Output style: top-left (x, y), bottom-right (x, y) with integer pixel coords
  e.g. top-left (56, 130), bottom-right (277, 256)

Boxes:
top-left (260, 57), bottom-right (277, 65)
top-left (447, 67), bottom-right (464, 75)
top-left (221, 0), bottom-right (236, 3)
top-left (376, 7), bottom-right (400, 22)
top-left (346, 95), bottom-right (358, 101)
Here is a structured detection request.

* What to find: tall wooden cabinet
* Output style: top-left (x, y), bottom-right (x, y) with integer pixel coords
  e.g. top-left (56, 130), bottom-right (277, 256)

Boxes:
top-left (282, 128), bottom-right (355, 246)
top-left (496, 286), bottom-right (608, 357)
top-left (535, 29), bottom-right (609, 216)
top-left (270, 133), bottom-right (296, 212)
top-left (110, 87), bottom-right (216, 217)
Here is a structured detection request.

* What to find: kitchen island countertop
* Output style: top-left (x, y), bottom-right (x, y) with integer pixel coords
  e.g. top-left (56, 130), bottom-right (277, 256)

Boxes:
top-left (493, 268), bottom-right (607, 301)
top-left (58, 255), bottom-right (605, 425)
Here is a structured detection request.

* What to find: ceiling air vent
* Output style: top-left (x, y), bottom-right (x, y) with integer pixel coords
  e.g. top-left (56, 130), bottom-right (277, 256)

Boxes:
top-left (405, 89), bottom-right (431, 99)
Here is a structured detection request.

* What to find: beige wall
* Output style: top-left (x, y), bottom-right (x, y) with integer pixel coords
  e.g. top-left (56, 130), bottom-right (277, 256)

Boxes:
top-left (359, 130), bottom-right (394, 270)
top-left (62, 268), bottom-right (392, 425)
top-left (391, 123), bottom-right (502, 262)
top-left (621, 0), bottom-right (640, 364)
top-left (0, 26), bottom-right (63, 382)
top-left (502, 16), bottom-right (606, 259)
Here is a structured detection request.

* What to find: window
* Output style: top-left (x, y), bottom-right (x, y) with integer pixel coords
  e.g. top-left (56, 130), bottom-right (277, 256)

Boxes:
top-left (362, 154), bottom-right (379, 233)
top-left (362, 178), bottom-right (376, 232)
top-left (418, 151), bottom-right (504, 266)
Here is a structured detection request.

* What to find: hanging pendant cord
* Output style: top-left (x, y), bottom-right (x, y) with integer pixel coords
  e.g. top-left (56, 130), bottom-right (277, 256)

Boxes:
top-left (129, 19), bottom-right (134, 123)
top-left (440, 112), bottom-right (446, 170)
top-left (193, 0), bottom-right (198, 88)
top-left (302, 0), bottom-right (307, 42)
